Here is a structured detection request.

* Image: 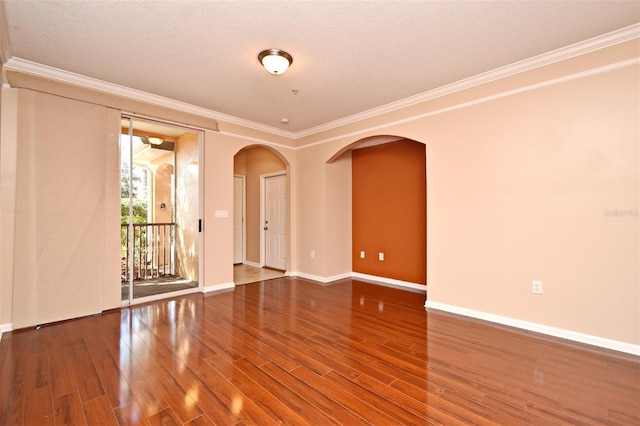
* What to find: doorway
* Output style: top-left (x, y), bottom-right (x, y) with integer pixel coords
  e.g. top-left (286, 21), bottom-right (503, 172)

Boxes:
top-left (232, 146), bottom-right (287, 284)
top-left (120, 117), bottom-right (201, 303)
top-left (233, 175), bottom-right (245, 264)
top-left (263, 173), bottom-right (287, 270)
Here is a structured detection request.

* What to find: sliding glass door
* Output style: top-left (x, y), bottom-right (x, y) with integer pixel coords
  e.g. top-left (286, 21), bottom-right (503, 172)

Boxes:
top-left (120, 117), bottom-right (201, 304)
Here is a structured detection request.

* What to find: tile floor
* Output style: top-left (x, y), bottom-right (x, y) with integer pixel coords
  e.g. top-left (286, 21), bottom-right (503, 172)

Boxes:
top-left (233, 263), bottom-right (285, 285)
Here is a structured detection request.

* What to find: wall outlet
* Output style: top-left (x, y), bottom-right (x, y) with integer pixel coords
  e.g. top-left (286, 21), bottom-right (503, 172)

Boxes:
top-left (310, 250), bottom-right (315, 259)
top-left (360, 251), bottom-right (365, 259)
top-left (532, 280), bottom-right (543, 295)
top-left (379, 252), bottom-right (384, 261)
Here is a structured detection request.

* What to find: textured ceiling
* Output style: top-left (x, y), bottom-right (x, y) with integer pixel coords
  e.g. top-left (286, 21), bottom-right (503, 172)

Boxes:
top-left (3, 1), bottom-right (639, 134)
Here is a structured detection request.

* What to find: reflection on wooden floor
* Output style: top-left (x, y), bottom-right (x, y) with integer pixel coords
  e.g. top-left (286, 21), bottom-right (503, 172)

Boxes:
top-left (1, 278), bottom-right (638, 425)
top-left (121, 276), bottom-right (198, 300)
top-left (234, 263), bottom-right (285, 285)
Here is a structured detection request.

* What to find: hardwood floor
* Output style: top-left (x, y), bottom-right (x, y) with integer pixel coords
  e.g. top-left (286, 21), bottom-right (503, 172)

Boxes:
top-left (1, 277), bottom-right (638, 425)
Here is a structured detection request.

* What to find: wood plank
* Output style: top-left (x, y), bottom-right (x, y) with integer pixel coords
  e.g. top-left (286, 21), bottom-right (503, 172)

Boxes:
top-left (53, 391), bottom-right (86, 426)
top-left (83, 395), bottom-right (119, 426)
top-left (0, 278), bottom-right (637, 425)
top-left (23, 385), bottom-right (54, 426)
top-left (260, 361), bottom-right (370, 425)
top-left (146, 407), bottom-right (181, 426)
top-left (113, 400), bottom-right (151, 426)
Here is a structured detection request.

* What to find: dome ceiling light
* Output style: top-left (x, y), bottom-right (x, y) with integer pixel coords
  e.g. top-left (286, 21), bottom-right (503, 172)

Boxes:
top-left (258, 49), bottom-right (293, 75)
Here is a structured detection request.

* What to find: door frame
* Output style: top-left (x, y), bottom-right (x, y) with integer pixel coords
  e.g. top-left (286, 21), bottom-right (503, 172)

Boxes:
top-left (233, 175), bottom-right (246, 264)
top-left (260, 171), bottom-right (286, 268)
top-left (120, 115), bottom-right (204, 306)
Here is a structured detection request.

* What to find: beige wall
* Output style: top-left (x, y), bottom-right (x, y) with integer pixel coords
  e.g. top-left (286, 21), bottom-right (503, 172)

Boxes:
top-left (153, 163), bottom-right (173, 224)
top-left (0, 36), bottom-right (637, 351)
top-left (0, 87), bottom-right (18, 327)
top-left (202, 133), bottom-right (295, 289)
top-left (175, 132), bottom-right (200, 281)
top-left (294, 40), bottom-right (639, 346)
top-left (234, 146), bottom-right (286, 264)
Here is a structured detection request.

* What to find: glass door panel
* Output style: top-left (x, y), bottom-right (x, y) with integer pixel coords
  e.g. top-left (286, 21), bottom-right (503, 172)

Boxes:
top-left (120, 117), bottom-right (200, 304)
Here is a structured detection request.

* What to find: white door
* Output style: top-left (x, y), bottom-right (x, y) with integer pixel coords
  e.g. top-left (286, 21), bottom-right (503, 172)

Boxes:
top-left (265, 174), bottom-right (286, 270)
top-left (233, 176), bottom-right (244, 264)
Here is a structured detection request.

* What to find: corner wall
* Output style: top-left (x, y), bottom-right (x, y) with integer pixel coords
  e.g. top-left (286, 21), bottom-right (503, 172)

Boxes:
top-left (296, 40), bottom-right (639, 349)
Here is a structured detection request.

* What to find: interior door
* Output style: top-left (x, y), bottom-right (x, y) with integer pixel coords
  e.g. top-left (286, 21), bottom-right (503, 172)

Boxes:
top-left (265, 174), bottom-right (286, 270)
top-left (233, 176), bottom-right (244, 264)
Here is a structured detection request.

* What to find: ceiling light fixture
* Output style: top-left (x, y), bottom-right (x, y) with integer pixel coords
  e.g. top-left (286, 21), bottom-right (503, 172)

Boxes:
top-left (148, 137), bottom-right (164, 145)
top-left (258, 49), bottom-right (293, 75)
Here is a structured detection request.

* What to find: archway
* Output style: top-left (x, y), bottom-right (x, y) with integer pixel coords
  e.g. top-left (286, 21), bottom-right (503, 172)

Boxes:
top-left (233, 145), bottom-right (289, 285)
top-left (328, 135), bottom-right (427, 291)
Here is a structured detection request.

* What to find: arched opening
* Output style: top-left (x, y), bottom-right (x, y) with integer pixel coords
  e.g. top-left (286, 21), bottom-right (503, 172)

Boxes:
top-left (233, 145), bottom-right (290, 285)
top-left (329, 135), bottom-right (427, 290)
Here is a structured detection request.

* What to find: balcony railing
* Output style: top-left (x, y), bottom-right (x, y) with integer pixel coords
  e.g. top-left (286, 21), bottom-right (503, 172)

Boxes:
top-left (121, 223), bottom-right (175, 283)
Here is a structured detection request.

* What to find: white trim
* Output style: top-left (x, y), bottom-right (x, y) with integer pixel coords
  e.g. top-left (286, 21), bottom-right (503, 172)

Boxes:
top-left (3, 57), bottom-right (293, 138)
top-left (218, 129), bottom-right (297, 151)
top-left (304, 57), bottom-right (640, 150)
top-left (425, 301), bottom-right (640, 356)
top-left (3, 24), bottom-right (638, 141)
top-left (291, 271), bottom-right (352, 283)
top-left (243, 260), bottom-right (262, 268)
top-left (0, 323), bottom-right (13, 335)
top-left (295, 23), bottom-right (640, 138)
top-left (202, 282), bottom-right (235, 293)
top-left (198, 131), bottom-right (204, 291)
top-left (233, 175), bottom-right (246, 265)
top-left (352, 272), bottom-right (427, 293)
top-left (290, 271), bottom-right (427, 292)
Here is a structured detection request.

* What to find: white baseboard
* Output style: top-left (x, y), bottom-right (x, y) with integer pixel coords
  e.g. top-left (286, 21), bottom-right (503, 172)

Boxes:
top-left (0, 323), bottom-right (12, 335)
top-left (289, 271), bottom-right (426, 293)
top-left (202, 282), bottom-right (235, 293)
top-left (352, 272), bottom-right (427, 293)
top-left (243, 260), bottom-right (262, 268)
top-left (291, 271), bottom-right (351, 283)
top-left (425, 300), bottom-right (640, 356)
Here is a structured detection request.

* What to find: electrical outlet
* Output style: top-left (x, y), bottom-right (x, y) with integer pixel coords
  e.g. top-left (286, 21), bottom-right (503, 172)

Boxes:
top-left (360, 251), bottom-right (365, 259)
top-left (379, 252), bottom-right (384, 261)
top-left (310, 250), bottom-right (315, 259)
top-left (532, 280), bottom-right (543, 295)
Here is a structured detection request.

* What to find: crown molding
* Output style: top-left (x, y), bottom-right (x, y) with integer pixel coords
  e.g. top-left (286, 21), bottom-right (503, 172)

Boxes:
top-left (294, 23), bottom-right (640, 139)
top-left (2, 57), bottom-right (297, 139)
top-left (3, 23), bottom-right (638, 142)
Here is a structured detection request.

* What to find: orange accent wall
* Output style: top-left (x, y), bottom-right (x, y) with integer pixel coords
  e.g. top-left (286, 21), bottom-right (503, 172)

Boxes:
top-left (352, 140), bottom-right (426, 284)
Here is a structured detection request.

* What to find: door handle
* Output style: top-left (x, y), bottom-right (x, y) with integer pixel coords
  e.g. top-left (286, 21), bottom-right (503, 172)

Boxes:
top-left (264, 226), bottom-right (269, 230)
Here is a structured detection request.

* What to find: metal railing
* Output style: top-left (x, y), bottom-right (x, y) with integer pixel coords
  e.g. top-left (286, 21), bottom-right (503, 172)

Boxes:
top-left (121, 223), bottom-right (175, 282)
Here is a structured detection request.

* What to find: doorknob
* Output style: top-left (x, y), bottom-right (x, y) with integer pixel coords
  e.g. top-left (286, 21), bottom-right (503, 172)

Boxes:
top-left (264, 226), bottom-right (268, 230)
